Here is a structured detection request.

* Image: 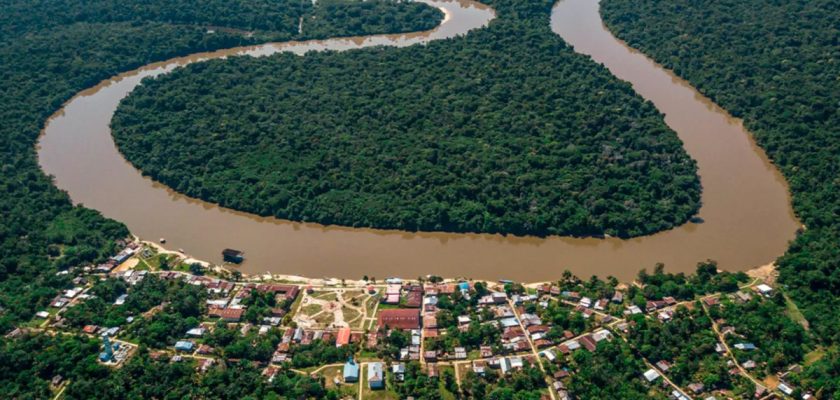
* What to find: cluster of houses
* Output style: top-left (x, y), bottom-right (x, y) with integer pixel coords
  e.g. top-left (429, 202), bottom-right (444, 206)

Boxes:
top-left (41, 243), bottom-right (810, 400)
top-left (94, 242), bottom-right (140, 273)
top-left (341, 359), bottom-right (387, 389)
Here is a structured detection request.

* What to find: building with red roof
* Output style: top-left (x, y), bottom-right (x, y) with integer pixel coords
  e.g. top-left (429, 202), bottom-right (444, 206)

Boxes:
top-left (378, 309), bottom-right (421, 330)
top-left (336, 327), bottom-right (351, 347)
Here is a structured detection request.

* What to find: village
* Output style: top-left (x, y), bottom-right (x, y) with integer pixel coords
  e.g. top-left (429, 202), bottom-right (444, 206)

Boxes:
top-left (15, 239), bottom-right (818, 400)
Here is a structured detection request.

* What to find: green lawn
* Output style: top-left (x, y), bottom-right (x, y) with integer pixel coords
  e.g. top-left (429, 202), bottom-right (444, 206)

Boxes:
top-left (782, 292), bottom-right (810, 330)
top-left (361, 369), bottom-right (399, 400)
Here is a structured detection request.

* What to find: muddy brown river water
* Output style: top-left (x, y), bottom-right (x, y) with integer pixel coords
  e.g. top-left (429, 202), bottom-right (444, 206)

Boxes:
top-left (37, 0), bottom-right (800, 282)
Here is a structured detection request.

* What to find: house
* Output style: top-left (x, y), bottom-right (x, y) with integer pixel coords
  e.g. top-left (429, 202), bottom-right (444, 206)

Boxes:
top-left (114, 294), bottom-right (128, 306)
top-left (479, 345), bottom-right (493, 358)
top-left (35, 311), bottom-right (49, 319)
top-left (427, 364), bottom-right (439, 378)
top-left (174, 341), bottom-right (194, 352)
top-left (404, 291), bottom-right (423, 308)
top-left (197, 358), bottom-right (215, 374)
top-left (579, 297), bottom-right (592, 308)
top-left (777, 383), bottom-right (794, 396)
top-left (367, 362), bottom-right (384, 389)
top-left (643, 368), bottom-right (660, 382)
top-left (269, 308), bottom-right (286, 318)
top-left (262, 365), bottom-right (279, 382)
top-left (385, 284), bottom-right (401, 304)
top-left (453, 347), bottom-right (467, 360)
top-left (626, 305), bottom-right (643, 315)
top-left (424, 350), bottom-right (437, 362)
top-left (663, 296), bottom-right (677, 306)
top-left (734, 343), bottom-right (756, 351)
top-left (343, 359), bottom-right (359, 383)
top-left (392, 363), bottom-right (406, 381)
top-left (499, 357), bottom-right (512, 374)
top-left (715, 343), bottom-right (726, 353)
top-left (735, 291), bottom-right (753, 303)
top-left (687, 383), bottom-right (704, 394)
top-left (561, 291), bottom-right (580, 301)
top-left (378, 309), bottom-right (420, 330)
top-left (580, 335), bottom-right (597, 352)
top-left (209, 307), bottom-right (244, 322)
top-left (423, 315), bottom-right (438, 329)
top-left (336, 327), bottom-right (351, 347)
top-left (594, 299), bottom-right (608, 311)
top-left (366, 332), bottom-right (380, 348)
top-left (592, 329), bottom-right (611, 342)
top-left (756, 284), bottom-right (773, 296)
top-left (672, 389), bottom-right (690, 400)
top-left (611, 291), bottom-right (624, 303)
top-left (702, 297), bottom-right (720, 307)
top-left (473, 360), bottom-right (487, 375)
top-left (540, 349), bottom-right (556, 362)
top-left (656, 360), bottom-right (671, 372)
top-left (500, 317), bottom-right (519, 328)
top-left (186, 327), bottom-right (206, 337)
top-left (554, 370), bottom-right (570, 379)
top-left (646, 300), bottom-right (667, 312)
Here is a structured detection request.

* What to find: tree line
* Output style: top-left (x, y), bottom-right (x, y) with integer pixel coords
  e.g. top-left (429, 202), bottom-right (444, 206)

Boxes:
top-left (0, 0), bottom-right (440, 397)
top-left (601, 0), bottom-right (840, 395)
top-left (112, 0), bottom-right (701, 238)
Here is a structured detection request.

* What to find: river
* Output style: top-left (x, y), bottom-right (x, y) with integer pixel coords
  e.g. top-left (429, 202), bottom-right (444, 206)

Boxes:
top-left (37, 0), bottom-right (799, 282)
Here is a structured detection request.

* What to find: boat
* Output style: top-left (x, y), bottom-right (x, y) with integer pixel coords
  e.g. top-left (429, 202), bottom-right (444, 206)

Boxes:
top-left (222, 248), bottom-right (245, 264)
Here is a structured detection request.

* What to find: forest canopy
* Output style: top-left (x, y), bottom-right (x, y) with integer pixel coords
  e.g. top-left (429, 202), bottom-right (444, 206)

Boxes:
top-left (602, 0), bottom-right (840, 395)
top-left (112, 0), bottom-right (701, 238)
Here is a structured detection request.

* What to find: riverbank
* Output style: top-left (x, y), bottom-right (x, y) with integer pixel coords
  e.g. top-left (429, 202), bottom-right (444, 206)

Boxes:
top-left (136, 236), bottom-right (778, 290)
top-left (37, 0), bottom-right (798, 282)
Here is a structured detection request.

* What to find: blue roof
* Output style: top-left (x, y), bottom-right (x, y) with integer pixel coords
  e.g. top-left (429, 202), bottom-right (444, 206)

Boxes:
top-left (500, 317), bottom-right (519, 328)
top-left (343, 360), bottom-right (359, 379)
top-left (459, 282), bottom-right (470, 290)
top-left (174, 341), bottom-right (194, 351)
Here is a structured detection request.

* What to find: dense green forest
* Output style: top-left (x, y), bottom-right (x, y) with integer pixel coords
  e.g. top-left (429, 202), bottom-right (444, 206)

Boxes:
top-left (0, 0), bottom-right (439, 397)
top-left (112, 0), bottom-right (701, 238)
top-left (0, 0), bottom-right (439, 338)
top-left (0, 0), bottom-right (442, 42)
top-left (601, 0), bottom-right (840, 395)
top-left (0, 333), bottom-right (336, 399)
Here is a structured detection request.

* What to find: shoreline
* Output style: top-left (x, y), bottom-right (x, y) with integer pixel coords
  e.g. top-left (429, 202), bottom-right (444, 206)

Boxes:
top-left (135, 236), bottom-right (778, 288)
top-left (37, 0), bottom-right (797, 282)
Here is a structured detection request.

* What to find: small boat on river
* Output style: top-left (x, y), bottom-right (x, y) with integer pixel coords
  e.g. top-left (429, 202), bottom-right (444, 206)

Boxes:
top-left (222, 248), bottom-right (245, 264)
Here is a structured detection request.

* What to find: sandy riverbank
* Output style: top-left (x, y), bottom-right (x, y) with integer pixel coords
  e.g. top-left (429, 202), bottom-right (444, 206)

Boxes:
top-left (133, 237), bottom-right (777, 289)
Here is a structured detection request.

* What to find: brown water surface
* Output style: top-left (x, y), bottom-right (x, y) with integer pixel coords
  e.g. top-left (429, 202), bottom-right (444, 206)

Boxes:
top-left (37, 0), bottom-right (799, 282)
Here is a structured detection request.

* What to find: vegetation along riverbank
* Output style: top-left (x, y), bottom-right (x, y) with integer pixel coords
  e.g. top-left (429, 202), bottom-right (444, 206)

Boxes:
top-left (0, 0), bottom-right (441, 355)
top-left (111, 0), bottom-right (701, 238)
top-left (602, 0), bottom-right (840, 395)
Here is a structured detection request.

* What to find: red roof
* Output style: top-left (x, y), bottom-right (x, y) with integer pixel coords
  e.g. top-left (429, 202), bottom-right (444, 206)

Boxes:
top-left (336, 327), bottom-right (351, 347)
top-left (377, 309), bottom-right (420, 330)
top-left (209, 307), bottom-right (244, 321)
top-left (580, 335), bottom-right (597, 352)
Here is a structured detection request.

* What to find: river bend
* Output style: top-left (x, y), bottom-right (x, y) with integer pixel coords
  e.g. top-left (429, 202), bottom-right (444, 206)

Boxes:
top-left (37, 0), bottom-right (799, 281)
